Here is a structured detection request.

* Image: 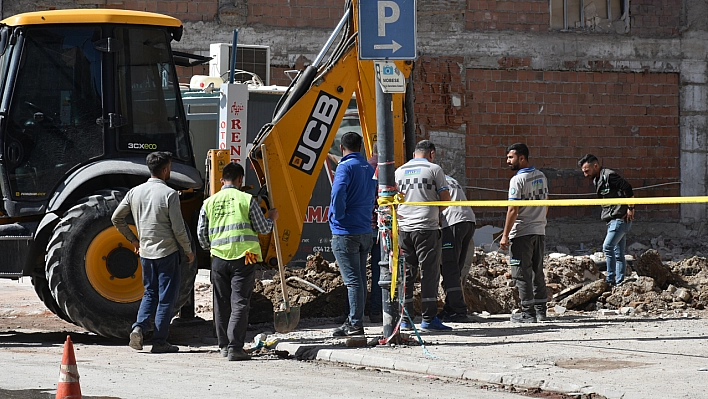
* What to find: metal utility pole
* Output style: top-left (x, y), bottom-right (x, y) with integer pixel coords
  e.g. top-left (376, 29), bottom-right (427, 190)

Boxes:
top-left (375, 78), bottom-right (399, 339)
top-left (358, 0), bottom-right (417, 341)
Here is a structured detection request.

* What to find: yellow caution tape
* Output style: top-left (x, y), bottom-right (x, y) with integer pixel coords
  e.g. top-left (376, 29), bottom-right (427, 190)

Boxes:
top-left (377, 194), bottom-right (708, 301)
top-left (378, 193), bottom-right (405, 300)
top-left (403, 196), bottom-right (708, 207)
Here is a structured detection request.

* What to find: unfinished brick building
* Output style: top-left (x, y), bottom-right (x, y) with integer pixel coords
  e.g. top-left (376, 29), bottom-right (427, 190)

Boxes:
top-left (4, 0), bottom-right (707, 241)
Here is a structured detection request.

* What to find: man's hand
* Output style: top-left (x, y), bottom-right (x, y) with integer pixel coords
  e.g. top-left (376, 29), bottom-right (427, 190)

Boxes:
top-left (131, 240), bottom-right (140, 256)
top-left (268, 208), bottom-right (279, 221)
top-left (625, 208), bottom-right (635, 222)
top-left (186, 252), bottom-right (195, 264)
top-left (500, 235), bottom-right (510, 251)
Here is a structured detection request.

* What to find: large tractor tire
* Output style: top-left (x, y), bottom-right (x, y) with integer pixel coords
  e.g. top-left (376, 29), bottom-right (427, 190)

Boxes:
top-left (31, 267), bottom-right (71, 323)
top-left (45, 189), bottom-right (197, 338)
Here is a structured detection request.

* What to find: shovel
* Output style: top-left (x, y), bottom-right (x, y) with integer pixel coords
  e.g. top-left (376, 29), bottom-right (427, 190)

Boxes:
top-left (261, 144), bottom-right (300, 333)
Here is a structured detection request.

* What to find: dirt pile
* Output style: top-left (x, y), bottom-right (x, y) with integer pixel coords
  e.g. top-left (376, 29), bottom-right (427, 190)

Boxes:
top-left (251, 253), bottom-right (348, 323)
top-left (195, 246), bottom-right (708, 323)
top-left (462, 248), bottom-right (708, 316)
top-left (462, 249), bottom-right (601, 314)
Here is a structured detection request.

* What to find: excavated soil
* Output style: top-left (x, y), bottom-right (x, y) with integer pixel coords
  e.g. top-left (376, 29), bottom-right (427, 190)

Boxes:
top-left (193, 236), bottom-right (708, 322)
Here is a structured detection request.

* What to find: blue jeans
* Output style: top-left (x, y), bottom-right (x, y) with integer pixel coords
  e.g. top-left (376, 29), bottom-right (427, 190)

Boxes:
top-left (369, 233), bottom-right (382, 315)
top-left (604, 219), bottom-right (632, 284)
top-left (332, 233), bottom-right (373, 327)
top-left (134, 251), bottom-right (181, 344)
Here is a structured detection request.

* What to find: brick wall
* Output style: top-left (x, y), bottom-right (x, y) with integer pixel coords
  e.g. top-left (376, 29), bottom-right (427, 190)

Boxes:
top-left (415, 58), bottom-right (680, 224)
top-left (630, 0), bottom-right (682, 36)
top-left (466, 0), bottom-right (549, 32)
top-left (247, 0), bottom-right (345, 28)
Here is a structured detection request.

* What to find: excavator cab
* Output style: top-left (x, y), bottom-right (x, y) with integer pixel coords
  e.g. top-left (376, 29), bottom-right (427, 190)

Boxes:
top-left (0, 10), bottom-right (201, 338)
top-left (0, 12), bottom-right (190, 210)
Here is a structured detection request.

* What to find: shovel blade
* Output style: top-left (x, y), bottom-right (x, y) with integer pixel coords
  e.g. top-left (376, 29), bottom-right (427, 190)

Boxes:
top-left (274, 306), bottom-right (300, 333)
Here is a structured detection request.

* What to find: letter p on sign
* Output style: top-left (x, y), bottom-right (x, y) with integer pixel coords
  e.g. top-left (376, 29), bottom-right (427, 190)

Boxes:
top-left (377, 1), bottom-right (400, 36)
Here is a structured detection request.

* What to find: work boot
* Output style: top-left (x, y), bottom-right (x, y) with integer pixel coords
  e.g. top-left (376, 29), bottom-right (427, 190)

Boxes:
top-left (129, 326), bottom-right (143, 350)
top-left (438, 309), bottom-right (472, 323)
top-left (510, 308), bottom-right (536, 323)
top-left (534, 305), bottom-right (548, 323)
top-left (227, 348), bottom-right (251, 361)
top-left (150, 342), bottom-right (179, 353)
top-left (332, 322), bottom-right (364, 337)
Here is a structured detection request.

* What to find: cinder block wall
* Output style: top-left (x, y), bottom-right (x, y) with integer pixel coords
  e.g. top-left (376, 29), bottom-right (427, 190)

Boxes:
top-left (6, 0), bottom-right (706, 232)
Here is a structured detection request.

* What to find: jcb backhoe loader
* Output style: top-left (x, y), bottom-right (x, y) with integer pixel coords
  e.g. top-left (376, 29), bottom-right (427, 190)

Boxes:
top-left (0, 9), bottom-right (201, 338)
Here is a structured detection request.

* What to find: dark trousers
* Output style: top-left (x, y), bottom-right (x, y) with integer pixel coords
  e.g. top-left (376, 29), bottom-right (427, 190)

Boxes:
top-left (441, 222), bottom-right (475, 314)
top-left (134, 251), bottom-right (181, 344)
top-left (400, 229), bottom-right (441, 322)
top-left (509, 234), bottom-right (547, 312)
top-left (211, 256), bottom-right (256, 350)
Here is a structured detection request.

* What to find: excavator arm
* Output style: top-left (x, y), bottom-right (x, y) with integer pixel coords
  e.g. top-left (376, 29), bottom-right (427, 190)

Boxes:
top-left (249, 0), bottom-right (411, 267)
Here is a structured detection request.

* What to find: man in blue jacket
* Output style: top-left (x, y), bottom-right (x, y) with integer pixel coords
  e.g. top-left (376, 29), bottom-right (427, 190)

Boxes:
top-left (329, 132), bottom-right (377, 337)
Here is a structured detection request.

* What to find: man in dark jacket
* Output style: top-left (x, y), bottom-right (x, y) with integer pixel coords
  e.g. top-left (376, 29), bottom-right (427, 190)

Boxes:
top-left (578, 154), bottom-right (635, 286)
top-left (329, 132), bottom-right (377, 337)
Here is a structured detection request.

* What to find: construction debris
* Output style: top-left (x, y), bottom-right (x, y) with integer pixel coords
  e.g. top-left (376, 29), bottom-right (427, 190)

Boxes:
top-left (192, 238), bottom-right (708, 324)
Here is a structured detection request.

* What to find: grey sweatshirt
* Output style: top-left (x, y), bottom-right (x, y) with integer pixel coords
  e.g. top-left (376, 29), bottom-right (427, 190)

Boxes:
top-left (111, 178), bottom-right (192, 259)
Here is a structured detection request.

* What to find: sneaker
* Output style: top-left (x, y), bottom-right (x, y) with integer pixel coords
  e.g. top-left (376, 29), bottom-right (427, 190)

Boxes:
top-left (150, 342), bottom-right (179, 353)
top-left (220, 347), bottom-right (228, 357)
top-left (332, 323), bottom-right (365, 337)
top-left (510, 311), bottom-right (536, 323)
top-left (420, 317), bottom-right (452, 331)
top-left (400, 319), bottom-right (413, 331)
top-left (227, 348), bottom-right (251, 361)
top-left (535, 313), bottom-right (548, 323)
top-left (369, 312), bottom-right (383, 323)
top-left (129, 326), bottom-right (143, 350)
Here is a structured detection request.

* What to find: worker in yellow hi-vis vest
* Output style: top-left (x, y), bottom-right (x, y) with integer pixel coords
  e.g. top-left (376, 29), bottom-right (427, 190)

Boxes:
top-left (197, 162), bottom-right (278, 361)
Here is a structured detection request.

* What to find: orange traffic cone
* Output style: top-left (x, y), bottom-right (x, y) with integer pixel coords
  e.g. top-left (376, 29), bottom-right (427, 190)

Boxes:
top-left (56, 335), bottom-right (82, 399)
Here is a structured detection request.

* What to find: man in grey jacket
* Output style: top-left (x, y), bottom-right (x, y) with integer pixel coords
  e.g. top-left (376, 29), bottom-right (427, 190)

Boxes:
top-left (112, 151), bottom-right (194, 353)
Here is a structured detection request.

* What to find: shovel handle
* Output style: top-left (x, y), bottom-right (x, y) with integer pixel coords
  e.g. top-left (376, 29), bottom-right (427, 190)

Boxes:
top-left (260, 144), bottom-right (291, 312)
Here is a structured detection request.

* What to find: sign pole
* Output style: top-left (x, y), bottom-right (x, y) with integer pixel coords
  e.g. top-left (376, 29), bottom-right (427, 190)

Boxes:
top-left (376, 69), bottom-right (399, 340)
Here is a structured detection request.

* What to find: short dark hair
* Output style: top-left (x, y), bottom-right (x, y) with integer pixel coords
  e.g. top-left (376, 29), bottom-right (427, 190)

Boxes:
top-left (578, 154), bottom-right (599, 167)
top-left (340, 132), bottom-right (363, 152)
top-left (146, 151), bottom-right (172, 175)
top-left (415, 140), bottom-right (436, 154)
top-left (222, 162), bottom-right (244, 182)
top-left (506, 143), bottom-right (529, 159)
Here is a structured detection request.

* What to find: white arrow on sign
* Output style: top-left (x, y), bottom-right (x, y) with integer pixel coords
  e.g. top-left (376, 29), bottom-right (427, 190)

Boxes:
top-left (373, 40), bottom-right (402, 53)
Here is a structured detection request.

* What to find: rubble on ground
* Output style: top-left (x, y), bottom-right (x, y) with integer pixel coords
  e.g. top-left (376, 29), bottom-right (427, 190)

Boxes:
top-left (467, 243), bottom-right (708, 316)
top-left (192, 235), bottom-right (708, 323)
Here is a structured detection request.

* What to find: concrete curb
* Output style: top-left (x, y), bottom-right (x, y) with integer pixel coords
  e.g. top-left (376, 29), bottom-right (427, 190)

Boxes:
top-left (274, 341), bottom-right (627, 399)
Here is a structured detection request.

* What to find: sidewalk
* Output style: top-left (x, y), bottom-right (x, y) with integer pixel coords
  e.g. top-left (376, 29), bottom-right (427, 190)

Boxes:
top-left (270, 313), bottom-right (708, 399)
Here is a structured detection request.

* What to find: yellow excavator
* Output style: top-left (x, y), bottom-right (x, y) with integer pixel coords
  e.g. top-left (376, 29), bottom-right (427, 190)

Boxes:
top-left (0, 1), bottom-right (412, 338)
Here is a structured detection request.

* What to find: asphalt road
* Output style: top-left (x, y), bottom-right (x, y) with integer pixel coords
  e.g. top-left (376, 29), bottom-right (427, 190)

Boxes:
top-left (0, 278), bottom-right (530, 399)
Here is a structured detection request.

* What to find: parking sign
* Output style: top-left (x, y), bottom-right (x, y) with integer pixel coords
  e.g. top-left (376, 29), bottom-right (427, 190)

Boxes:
top-left (358, 0), bottom-right (417, 60)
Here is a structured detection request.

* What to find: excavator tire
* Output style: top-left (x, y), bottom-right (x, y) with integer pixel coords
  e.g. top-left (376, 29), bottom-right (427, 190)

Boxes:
top-left (31, 267), bottom-right (71, 323)
top-left (45, 189), bottom-right (197, 338)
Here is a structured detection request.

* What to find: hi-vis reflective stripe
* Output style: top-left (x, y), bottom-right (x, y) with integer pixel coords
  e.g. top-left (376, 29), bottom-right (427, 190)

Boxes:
top-left (403, 196), bottom-right (708, 207)
top-left (59, 364), bottom-right (80, 383)
top-left (211, 235), bottom-right (259, 247)
top-left (208, 222), bottom-right (253, 235)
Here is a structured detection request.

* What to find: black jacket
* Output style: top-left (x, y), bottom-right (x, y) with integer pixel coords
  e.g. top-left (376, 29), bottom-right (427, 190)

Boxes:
top-left (593, 168), bottom-right (634, 222)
